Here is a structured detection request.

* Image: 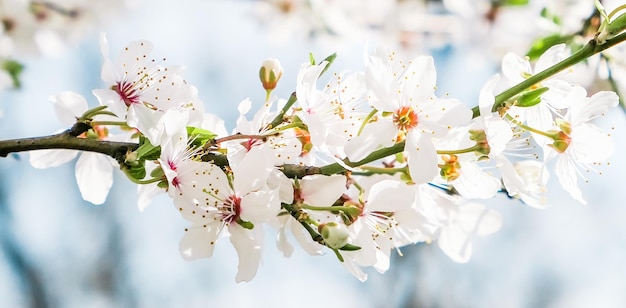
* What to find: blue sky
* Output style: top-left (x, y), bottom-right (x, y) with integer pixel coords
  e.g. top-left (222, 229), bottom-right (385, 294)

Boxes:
top-left (2, 1), bottom-right (626, 307)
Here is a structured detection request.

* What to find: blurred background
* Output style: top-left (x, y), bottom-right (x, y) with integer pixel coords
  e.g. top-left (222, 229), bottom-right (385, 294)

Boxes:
top-left (1, 0), bottom-right (626, 307)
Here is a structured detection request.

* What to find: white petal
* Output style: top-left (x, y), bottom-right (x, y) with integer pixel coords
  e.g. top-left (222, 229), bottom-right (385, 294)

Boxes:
top-left (51, 92), bottom-right (88, 124)
top-left (232, 146), bottom-right (274, 193)
top-left (291, 219), bottom-right (324, 256)
top-left (571, 90), bottom-right (619, 124)
top-left (92, 88), bottom-right (126, 119)
top-left (570, 124), bottom-right (614, 163)
top-left (365, 55), bottom-right (400, 111)
top-left (478, 74), bottom-right (500, 117)
top-left (342, 255), bottom-right (368, 282)
top-left (239, 190), bottom-right (280, 223)
top-left (554, 155), bottom-right (586, 204)
top-left (453, 164), bottom-right (501, 199)
top-left (406, 132), bottom-right (438, 184)
top-left (128, 105), bottom-right (164, 146)
top-left (229, 225), bottom-right (262, 283)
top-left (366, 180), bottom-right (416, 212)
top-left (422, 98), bottom-right (472, 131)
top-left (137, 183), bottom-right (164, 212)
top-left (29, 149), bottom-right (77, 168)
top-left (267, 169), bottom-right (294, 204)
top-left (345, 120), bottom-right (397, 162)
top-left (75, 153), bottom-right (113, 205)
top-left (237, 98), bottom-right (252, 115)
top-left (457, 203), bottom-right (503, 236)
top-left (485, 118), bottom-right (513, 156)
top-left (301, 174), bottom-right (346, 207)
top-left (501, 52), bottom-right (530, 83)
top-left (402, 56), bottom-right (437, 104)
top-left (276, 218), bottom-right (294, 258)
top-left (535, 44), bottom-right (567, 73)
top-left (179, 223), bottom-right (220, 260)
top-left (438, 224), bottom-right (473, 263)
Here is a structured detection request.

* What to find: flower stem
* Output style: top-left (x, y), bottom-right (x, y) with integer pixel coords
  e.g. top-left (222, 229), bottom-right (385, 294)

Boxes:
top-left (90, 121), bottom-right (130, 127)
top-left (436, 145), bottom-right (480, 155)
top-left (471, 31), bottom-right (626, 118)
top-left (213, 133), bottom-right (278, 144)
top-left (505, 114), bottom-right (555, 139)
top-left (267, 92), bottom-right (297, 129)
top-left (319, 142), bottom-right (406, 175)
top-left (359, 166), bottom-right (406, 175)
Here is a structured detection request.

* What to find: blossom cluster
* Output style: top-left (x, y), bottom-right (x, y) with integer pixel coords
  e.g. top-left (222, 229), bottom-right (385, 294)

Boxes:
top-left (0, 0), bottom-right (133, 92)
top-left (26, 21), bottom-right (621, 282)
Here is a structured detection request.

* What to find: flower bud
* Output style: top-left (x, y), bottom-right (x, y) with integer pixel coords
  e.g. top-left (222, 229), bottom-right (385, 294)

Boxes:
top-left (259, 58), bottom-right (283, 92)
top-left (319, 222), bottom-right (349, 249)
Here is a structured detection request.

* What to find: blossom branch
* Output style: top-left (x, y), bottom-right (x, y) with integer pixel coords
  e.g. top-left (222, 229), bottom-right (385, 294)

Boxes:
top-left (0, 125), bottom-right (138, 163)
top-left (472, 31), bottom-right (626, 118)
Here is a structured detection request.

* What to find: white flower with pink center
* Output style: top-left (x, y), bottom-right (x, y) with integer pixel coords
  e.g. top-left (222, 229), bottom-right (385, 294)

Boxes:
top-left (165, 142), bottom-right (280, 282)
top-left (93, 33), bottom-right (199, 146)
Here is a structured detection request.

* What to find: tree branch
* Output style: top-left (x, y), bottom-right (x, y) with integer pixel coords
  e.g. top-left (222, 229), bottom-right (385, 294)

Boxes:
top-left (0, 130), bottom-right (139, 163)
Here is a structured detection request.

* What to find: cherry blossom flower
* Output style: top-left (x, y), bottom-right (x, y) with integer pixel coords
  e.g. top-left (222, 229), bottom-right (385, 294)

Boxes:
top-left (29, 91), bottom-right (118, 205)
top-left (500, 44), bottom-right (575, 133)
top-left (345, 49), bottom-right (472, 183)
top-left (167, 143), bottom-right (280, 282)
top-left (344, 176), bottom-right (431, 281)
top-left (296, 61), bottom-right (368, 157)
top-left (225, 98), bottom-right (301, 166)
top-left (93, 33), bottom-right (200, 146)
top-left (542, 86), bottom-right (618, 204)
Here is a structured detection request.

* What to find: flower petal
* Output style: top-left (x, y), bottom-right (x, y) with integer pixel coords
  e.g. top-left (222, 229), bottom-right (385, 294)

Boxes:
top-left (301, 174), bottom-right (346, 207)
top-left (229, 225), bottom-right (262, 283)
top-left (406, 132), bottom-right (437, 184)
top-left (29, 149), bottom-right (77, 168)
top-left (240, 190), bottom-right (280, 223)
top-left (344, 120), bottom-right (397, 162)
top-left (75, 153), bottom-right (113, 205)
top-left (179, 223), bottom-right (220, 260)
top-left (51, 91), bottom-right (88, 124)
top-left (366, 179), bottom-right (415, 212)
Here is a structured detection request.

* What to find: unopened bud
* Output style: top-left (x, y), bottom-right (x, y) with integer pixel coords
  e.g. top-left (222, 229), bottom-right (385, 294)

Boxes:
top-left (259, 58), bottom-right (283, 92)
top-left (319, 222), bottom-right (349, 249)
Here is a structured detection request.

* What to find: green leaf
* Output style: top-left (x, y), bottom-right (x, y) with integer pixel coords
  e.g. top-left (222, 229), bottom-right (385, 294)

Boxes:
top-left (309, 52), bottom-right (316, 65)
top-left (187, 126), bottom-right (217, 147)
top-left (516, 86), bottom-right (549, 107)
top-left (504, 0), bottom-right (529, 5)
top-left (135, 137), bottom-right (161, 160)
top-left (1, 59), bottom-right (24, 88)
top-left (332, 248), bottom-right (344, 262)
top-left (338, 243), bottom-right (362, 251)
top-left (319, 53), bottom-right (337, 77)
top-left (526, 34), bottom-right (573, 61)
top-left (126, 163), bottom-right (147, 180)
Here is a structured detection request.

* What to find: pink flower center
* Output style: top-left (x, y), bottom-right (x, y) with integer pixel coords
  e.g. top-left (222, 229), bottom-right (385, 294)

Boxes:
top-left (242, 138), bottom-right (263, 152)
top-left (113, 81), bottom-right (141, 106)
top-left (172, 176), bottom-right (181, 189)
top-left (221, 195), bottom-right (242, 224)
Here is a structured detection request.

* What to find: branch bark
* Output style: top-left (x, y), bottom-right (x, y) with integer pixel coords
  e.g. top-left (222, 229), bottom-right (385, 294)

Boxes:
top-left (0, 130), bottom-right (139, 163)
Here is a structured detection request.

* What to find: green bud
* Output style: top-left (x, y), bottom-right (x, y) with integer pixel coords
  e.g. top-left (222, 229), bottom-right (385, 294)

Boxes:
top-left (259, 58), bottom-right (283, 91)
top-left (319, 222), bottom-right (350, 249)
